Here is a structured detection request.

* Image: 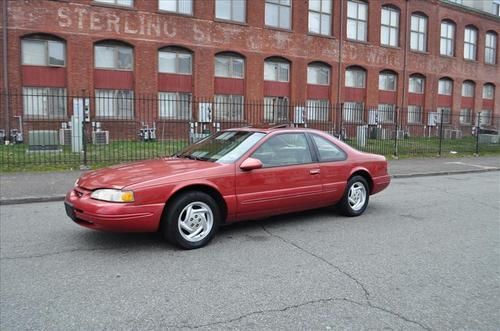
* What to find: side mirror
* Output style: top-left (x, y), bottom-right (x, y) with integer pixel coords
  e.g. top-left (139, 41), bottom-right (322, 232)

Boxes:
top-left (240, 157), bottom-right (263, 171)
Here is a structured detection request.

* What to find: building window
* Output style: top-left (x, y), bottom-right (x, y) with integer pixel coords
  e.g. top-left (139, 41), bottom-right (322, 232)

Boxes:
top-left (158, 47), bottom-right (192, 74)
top-left (22, 87), bottom-right (67, 118)
top-left (216, 0), bottom-right (246, 22)
top-left (159, 0), bottom-right (193, 15)
top-left (494, 2), bottom-right (500, 16)
top-left (347, 0), bottom-right (367, 42)
top-left (379, 71), bottom-right (397, 91)
top-left (265, 0), bottom-right (291, 30)
top-left (478, 110), bottom-right (492, 126)
top-left (438, 78), bottom-right (453, 95)
top-left (158, 92), bottom-right (191, 120)
top-left (409, 75), bottom-right (425, 94)
top-left (306, 99), bottom-right (329, 121)
top-left (462, 81), bottom-right (475, 97)
top-left (21, 37), bottom-right (65, 67)
top-left (214, 95), bottom-right (244, 121)
top-left (485, 32), bottom-right (497, 64)
top-left (264, 59), bottom-right (290, 82)
top-left (407, 105), bottom-right (422, 124)
top-left (343, 102), bottom-right (364, 123)
top-left (215, 54), bottom-right (245, 78)
top-left (264, 96), bottom-right (289, 122)
top-left (309, 0), bottom-right (332, 36)
top-left (410, 14), bottom-right (427, 52)
top-left (376, 104), bottom-right (395, 123)
top-left (459, 109), bottom-right (472, 125)
top-left (483, 84), bottom-right (495, 99)
top-left (437, 107), bottom-right (451, 124)
top-left (95, 89), bottom-right (134, 119)
top-left (94, 0), bottom-right (133, 7)
top-left (345, 67), bottom-right (366, 88)
top-left (464, 26), bottom-right (478, 60)
top-left (380, 6), bottom-right (399, 47)
top-left (307, 63), bottom-right (330, 85)
top-left (94, 42), bottom-right (133, 70)
top-left (440, 20), bottom-right (455, 56)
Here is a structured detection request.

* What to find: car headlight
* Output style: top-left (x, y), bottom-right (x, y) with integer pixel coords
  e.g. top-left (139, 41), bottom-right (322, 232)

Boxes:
top-left (90, 189), bottom-right (135, 203)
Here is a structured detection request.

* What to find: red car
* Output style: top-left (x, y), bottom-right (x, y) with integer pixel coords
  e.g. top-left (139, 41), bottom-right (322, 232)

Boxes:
top-left (65, 127), bottom-right (390, 249)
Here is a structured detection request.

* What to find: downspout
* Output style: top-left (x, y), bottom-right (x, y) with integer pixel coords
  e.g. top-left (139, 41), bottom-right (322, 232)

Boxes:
top-left (2, 0), bottom-right (9, 136)
top-left (336, 0), bottom-right (344, 131)
top-left (401, 0), bottom-right (409, 125)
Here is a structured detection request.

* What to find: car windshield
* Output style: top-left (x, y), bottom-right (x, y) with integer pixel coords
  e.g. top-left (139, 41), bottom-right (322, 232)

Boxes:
top-left (174, 131), bottom-right (266, 163)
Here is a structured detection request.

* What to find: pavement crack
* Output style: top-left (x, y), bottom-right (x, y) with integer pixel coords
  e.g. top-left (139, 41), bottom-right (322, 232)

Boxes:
top-left (0, 246), bottom-right (129, 260)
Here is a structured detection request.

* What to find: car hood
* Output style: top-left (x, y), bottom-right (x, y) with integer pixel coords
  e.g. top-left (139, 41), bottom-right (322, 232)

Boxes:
top-left (77, 158), bottom-right (227, 190)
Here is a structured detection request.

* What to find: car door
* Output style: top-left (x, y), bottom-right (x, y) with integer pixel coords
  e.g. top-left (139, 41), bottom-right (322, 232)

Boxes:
top-left (235, 132), bottom-right (323, 220)
top-left (309, 133), bottom-right (351, 204)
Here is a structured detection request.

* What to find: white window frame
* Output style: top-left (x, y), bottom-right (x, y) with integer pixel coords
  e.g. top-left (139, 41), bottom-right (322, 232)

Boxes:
top-left (265, 0), bottom-right (292, 30)
top-left (478, 110), bottom-right (492, 126)
top-left (483, 84), bottom-right (495, 99)
top-left (307, 64), bottom-right (330, 85)
top-left (215, 54), bottom-right (245, 79)
top-left (440, 21), bottom-right (455, 57)
top-left (343, 102), bottom-right (364, 123)
top-left (459, 108), bottom-right (472, 125)
top-left (376, 104), bottom-right (395, 123)
top-left (158, 92), bottom-right (192, 120)
top-left (464, 26), bottom-right (478, 61)
top-left (21, 38), bottom-right (66, 67)
top-left (346, 0), bottom-right (368, 42)
top-left (94, 0), bottom-right (133, 7)
top-left (410, 14), bottom-right (427, 52)
top-left (264, 60), bottom-right (290, 82)
top-left (214, 95), bottom-right (245, 121)
top-left (95, 89), bottom-right (134, 119)
top-left (379, 71), bottom-right (397, 91)
top-left (462, 82), bottom-right (475, 97)
top-left (308, 0), bottom-right (332, 36)
top-left (380, 6), bottom-right (399, 47)
top-left (485, 32), bottom-right (497, 64)
top-left (438, 79), bottom-right (453, 96)
top-left (345, 68), bottom-right (366, 88)
top-left (306, 99), bottom-right (329, 122)
top-left (158, 48), bottom-right (192, 75)
top-left (159, 0), bottom-right (193, 15)
top-left (22, 87), bottom-right (67, 118)
top-left (437, 107), bottom-right (451, 124)
top-left (94, 43), bottom-right (133, 70)
top-left (215, 0), bottom-right (246, 23)
top-left (409, 75), bottom-right (425, 94)
top-left (407, 105), bottom-right (422, 124)
top-left (264, 96), bottom-right (289, 122)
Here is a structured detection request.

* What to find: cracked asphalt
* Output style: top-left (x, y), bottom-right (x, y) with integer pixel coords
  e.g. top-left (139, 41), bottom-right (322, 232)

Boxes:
top-left (1, 172), bottom-right (499, 330)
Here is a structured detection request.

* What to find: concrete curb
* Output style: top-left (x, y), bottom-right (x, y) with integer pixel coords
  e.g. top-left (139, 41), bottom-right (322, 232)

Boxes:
top-left (1, 168), bottom-right (499, 206)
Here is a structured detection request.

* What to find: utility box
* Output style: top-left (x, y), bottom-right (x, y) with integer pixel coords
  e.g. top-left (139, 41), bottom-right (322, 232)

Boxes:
top-left (28, 130), bottom-right (59, 151)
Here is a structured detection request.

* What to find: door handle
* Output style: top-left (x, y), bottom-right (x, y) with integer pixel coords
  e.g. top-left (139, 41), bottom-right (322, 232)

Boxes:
top-left (310, 169), bottom-right (321, 175)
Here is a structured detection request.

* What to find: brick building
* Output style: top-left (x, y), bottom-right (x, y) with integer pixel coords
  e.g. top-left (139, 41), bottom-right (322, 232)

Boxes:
top-left (1, 0), bottom-right (499, 135)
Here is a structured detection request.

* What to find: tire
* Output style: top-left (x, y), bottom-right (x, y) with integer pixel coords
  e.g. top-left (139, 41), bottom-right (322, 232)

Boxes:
top-left (338, 176), bottom-right (370, 217)
top-left (162, 191), bottom-right (220, 249)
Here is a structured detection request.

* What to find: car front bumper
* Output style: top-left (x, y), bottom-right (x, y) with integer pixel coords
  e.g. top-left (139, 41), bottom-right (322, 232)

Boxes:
top-left (64, 188), bottom-right (164, 232)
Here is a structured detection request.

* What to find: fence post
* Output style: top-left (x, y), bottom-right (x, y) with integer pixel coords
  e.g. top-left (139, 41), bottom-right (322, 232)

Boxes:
top-left (393, 106), bottom-right (399, 157)
top-left (339, 103), bottom-right (344, 140)
top-left (475, 111), bottom-right (481, 155)
top-left (82, 91), bottom-right (88, 168)
top-left (438, 109), bottom-right (444, 156)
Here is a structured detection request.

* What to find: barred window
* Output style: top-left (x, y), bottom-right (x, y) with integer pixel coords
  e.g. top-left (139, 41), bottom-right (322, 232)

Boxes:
top-left (264, 59), bottom-right (290, 82)
top-left (95, 89), bottom-right (134, 119)
top-left (265, 0), bottom-right (291, 29)
top-left (159, 0), bottom-right (193, 15)
top-left (459, 109), bottom-right (472, 125)
top-left (158, 92), bottom-right (191, 120)
top-left (409, 75), bottom-right (425, 94)
top-left (478, 110), bottom-right (492, 126)
top-left (462, 81), bottom-right (475, 97)
top-left (440, 20), bottom-right (455, 56)
top-left (309, 0), bottom-right (332, 36)
top-left (485, 32), bottom-right (497, 64)
top-left (345, 67), bottom-right (366, 88)
top-left (379, 71), bottom-right (397, 91)
top-left (407, 105), bottom-right (422, 124)
top-left (437, 107), bottom-right (451, 124)
top-left (410, 14), bottom-right (427, 52)
top-left (464, 26), bottom-right (478, 60)
top-left (95, 0), bottom-right (133, 6)
top-left (347, 0), bottom-right (367, 41)
top-left (214, 95), bottom-right (244, 121)
top-left (158, 47), bottom-right (192, 74)
top-left (23, 87), bottom-right (67, 118)
top-left (343, 102), bottom-right (364, 123)
top-left (380, 6), bottom-right (399, 47)
top-left (377, 104), bottom-right (395, 123)
top-left (483, 84), bottom-right (495, 99)
top-left (438, 78), bottom-right (453, 95)
top-left (306, 99), bottom-right (329, 122)
top-left (307, 63), bottom-right (330, 85)
top-left (95, 42), bottom-right (133, 70)
top-left (22, 37), bottom-right (65, 67)
top-left (264, 96), bottom-right (289, 122)
top-left (216, 0), bottom-right (246, 22)
top-left (215, 54), bottom-right (245, 78)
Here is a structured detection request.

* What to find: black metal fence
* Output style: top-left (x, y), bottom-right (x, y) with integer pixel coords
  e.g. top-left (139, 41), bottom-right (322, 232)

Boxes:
top-left (1, 90), bottom-right (499, 170)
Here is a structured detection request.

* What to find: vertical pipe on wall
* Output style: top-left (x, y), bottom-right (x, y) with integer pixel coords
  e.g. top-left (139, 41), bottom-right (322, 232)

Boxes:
top-left (336, 0), bottom-right (344, 131)
top-left (401, 0), bottom-right (409, 124)
top-left (2, 0), bottom-right (10, 135)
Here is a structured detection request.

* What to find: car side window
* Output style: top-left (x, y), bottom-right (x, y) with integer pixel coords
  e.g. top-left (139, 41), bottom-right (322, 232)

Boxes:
top-left (252, 133), bottom-right (313, 167)
top-left (311, 134), bottom-right (347, 162)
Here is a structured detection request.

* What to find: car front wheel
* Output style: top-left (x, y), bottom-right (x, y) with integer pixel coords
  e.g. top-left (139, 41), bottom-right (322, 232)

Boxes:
top-left (338, 176), bottom-right (369, 216)
top-left (162, 191), bottom-right (220, 249)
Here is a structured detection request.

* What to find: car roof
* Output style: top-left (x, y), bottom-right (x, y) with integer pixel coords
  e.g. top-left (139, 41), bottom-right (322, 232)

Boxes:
top-left (225, 126), bottom-right (324, 134)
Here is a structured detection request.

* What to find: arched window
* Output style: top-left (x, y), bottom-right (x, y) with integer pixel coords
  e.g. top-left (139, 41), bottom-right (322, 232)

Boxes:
top-left (379, 70), bottom-right (397, 91)
top-left (483, 83), bottom-right (495, 99)
top-left (21, 34), bottom-right (66, 67)
top-left (264, 57), bottom-right (290, 82)
top-left (440, 20), bottom-right (455, 57)
top-left (345, 66), bottom-right (366, 88)
top-left (438, 78), bottom-right (453, 95)
top-left (347, 0), bottom-right (368, 41)
top-left (307, 62), bottom-right (330, 85)
top-left (409, 74), bottom-right (425, 94)
top-left (462, 80), bottom-right (475, 97)
top-left (215, 53), bottom-right (245, 79)
top-left (158, 46), bottom-right (192, 74)
top-left (464, 26), bottom-right (478, 60)
top-left (410, 13), bottom-right (427, 52)
top-left (94, 41), bottom-right (133, 70)
top-left (380, 6), bottom-right (400, 47)
top-left (485, 31), bottom-right (497, 64)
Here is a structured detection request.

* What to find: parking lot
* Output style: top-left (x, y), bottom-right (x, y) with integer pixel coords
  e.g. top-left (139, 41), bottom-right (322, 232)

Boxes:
top-left (1, 172), bottom-right (499, 330)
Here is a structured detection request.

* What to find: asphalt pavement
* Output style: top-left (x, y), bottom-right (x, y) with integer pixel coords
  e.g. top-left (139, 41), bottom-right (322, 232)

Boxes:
top-left (1, 172), bottom-right (499, 330)
top-left (0, 156), bottom-right (499, 204)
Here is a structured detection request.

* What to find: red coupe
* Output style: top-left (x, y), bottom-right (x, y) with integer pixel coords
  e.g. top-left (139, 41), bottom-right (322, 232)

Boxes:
top-left (65, 127), bottom-right (390, 249)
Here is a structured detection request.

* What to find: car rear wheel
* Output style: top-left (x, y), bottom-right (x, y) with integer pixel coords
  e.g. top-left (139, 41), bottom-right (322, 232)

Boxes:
top-left (338, 176), bottom-right (369, 216)
top-left (162, 191), bottom-right (220, 249)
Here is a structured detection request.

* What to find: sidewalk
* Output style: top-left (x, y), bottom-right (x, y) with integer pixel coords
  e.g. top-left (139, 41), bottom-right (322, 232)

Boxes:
top-left (1, 156), bottom-right (499, 205)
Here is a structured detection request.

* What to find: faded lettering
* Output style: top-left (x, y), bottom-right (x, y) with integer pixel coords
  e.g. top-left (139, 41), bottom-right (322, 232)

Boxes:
top-left (57, 7), bottom-right (71, 28)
